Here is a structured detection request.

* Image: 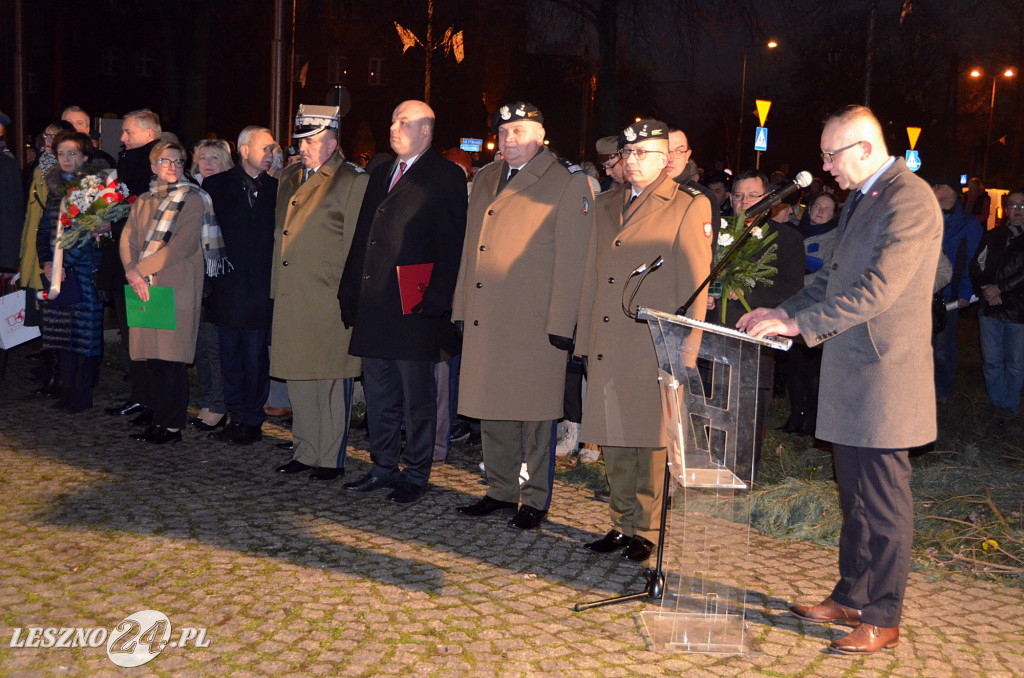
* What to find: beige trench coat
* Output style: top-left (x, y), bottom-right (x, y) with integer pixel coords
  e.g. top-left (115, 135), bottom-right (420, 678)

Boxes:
top-left (576, 175), bottom-right (712, 447)
top-left (119, 191), bottom-right (205, 363)
top-left (270, 152), bottom-right (367, 380)
top-left (453, 150), bottom-right (594, 420)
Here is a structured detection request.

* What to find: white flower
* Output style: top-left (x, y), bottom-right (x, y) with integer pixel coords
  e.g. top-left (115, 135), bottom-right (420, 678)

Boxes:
top-left (717, 232), bottom-right (734, 247)
top-left (751, 227), bottom-right (763, 240)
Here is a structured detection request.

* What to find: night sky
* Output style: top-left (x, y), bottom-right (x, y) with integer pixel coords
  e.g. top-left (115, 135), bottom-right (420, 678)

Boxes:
top-left (2, 0), bottom-right (1021, 186)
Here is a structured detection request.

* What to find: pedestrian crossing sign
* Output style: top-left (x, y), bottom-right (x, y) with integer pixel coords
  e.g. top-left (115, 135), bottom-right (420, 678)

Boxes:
top-left (754, 127), bottom-right (768, 152)
top-left (905, 150), bottom-right (921, 172)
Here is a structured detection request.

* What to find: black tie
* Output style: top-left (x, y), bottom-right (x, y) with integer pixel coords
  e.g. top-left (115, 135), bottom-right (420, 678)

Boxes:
top-left (845, 190), bottom-right (864, 225)
top-left (508, 168), bottom-right (519, 181)
top-left (629, 193), bottom-right (638, 205)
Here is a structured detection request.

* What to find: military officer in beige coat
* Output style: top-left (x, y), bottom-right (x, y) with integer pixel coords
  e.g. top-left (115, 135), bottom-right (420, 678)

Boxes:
top-left (271, 105), bottom-right (368, 480)
top-left (576, 120), bottom-right (712, 562)
top-left (453, 102), bottom-right (593, 530)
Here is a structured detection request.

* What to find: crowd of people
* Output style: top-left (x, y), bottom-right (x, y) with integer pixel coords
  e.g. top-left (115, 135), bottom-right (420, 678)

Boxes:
top-left (1, 99), bottom-right (1022, 656)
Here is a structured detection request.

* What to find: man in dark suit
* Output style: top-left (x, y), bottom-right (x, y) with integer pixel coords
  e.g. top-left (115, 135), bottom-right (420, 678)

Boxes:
top-left (104, 109), bottom-right (161, 418)
top-left (739, 105), bottom-right (942, 655)
top-left (203, 126), bottom-right (278, 445)
top-left (338, 100), bottom-right (467, 504)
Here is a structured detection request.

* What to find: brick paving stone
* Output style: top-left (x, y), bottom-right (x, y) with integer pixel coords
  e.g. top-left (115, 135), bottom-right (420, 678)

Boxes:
top-left (1, 345), bottom-right (1023, 676)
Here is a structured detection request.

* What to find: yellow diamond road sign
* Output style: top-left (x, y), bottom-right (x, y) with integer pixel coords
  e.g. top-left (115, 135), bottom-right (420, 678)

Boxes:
top-left (907, 127), bottom-right (921, 150)
top-left (755, 100), bottom-right (772, 127)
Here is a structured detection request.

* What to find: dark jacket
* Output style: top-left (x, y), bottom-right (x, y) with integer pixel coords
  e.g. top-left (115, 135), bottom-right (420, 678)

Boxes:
top-left (97, 140), bottom-right (158, 290)
top-left (970, 224), bottom-right (1024, 324)
top-left (940, 200), bottom-right (982, 303)
top-left (0, 151), bottom-right (23, 272)
top-left (203, 165), bottom-right (278, 330)
top-left (338, 147), bottom-right (467, 361)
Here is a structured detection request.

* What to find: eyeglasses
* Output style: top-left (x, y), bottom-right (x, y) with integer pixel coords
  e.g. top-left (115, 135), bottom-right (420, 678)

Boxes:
top-left (619, 148), bottom-right (666, 160)
top-left (820, 141), bottom-right (863, 164)
top-left (668, 148), bottom-right (689, 156)
top-left (156, 158), bottom-right (185, 168)
top-left (56, 150), bottom-right (81, 158)
top-left (1007, 202), bottom-right (1024, 209)
top-left (731, 192), bottom-right (764, 202)
top-left (601, 157), bottom-right (620, 170)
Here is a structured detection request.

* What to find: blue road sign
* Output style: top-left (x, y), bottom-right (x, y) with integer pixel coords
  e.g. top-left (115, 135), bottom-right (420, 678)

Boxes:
top-left (905, 150), bottom-right (921, 172)
top-left (754, 127), bottom-right (768, 152)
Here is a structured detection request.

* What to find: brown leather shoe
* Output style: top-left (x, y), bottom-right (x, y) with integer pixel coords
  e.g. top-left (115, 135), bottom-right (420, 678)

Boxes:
top-left (830, 624), bottom-right (899, 654)
top-left (789, 597), bottom-right (861, 626)
top-left (263, 406), bottom-right (292, 417)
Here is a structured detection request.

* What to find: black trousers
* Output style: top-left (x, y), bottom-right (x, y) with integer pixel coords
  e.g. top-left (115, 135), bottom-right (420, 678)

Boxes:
top-left (362, 357), bottom-right (437, 488)
top-left (218, 326), bottom-right (270, 427)
top-left (114, 286), bottom-right (149, 403)
top-left (830, 444), bottom-right (913, 627)
top-left (144, 359), bottom-right (189, 429)
top-left (57, 351), bottom-right (99, 413)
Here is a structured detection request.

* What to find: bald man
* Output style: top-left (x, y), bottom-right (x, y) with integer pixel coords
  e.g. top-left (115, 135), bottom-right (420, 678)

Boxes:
top-left (738, 105), bottom-right (942, 655)
top-left (339, 100), bottom-right (467, 504)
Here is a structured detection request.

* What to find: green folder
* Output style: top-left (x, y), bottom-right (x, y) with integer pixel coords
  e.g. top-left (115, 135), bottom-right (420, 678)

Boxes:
top-left (125, 285), bottom-right (177, 330)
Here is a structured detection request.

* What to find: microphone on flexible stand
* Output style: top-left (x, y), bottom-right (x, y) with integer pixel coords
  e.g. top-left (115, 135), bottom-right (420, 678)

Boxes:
top-left (675, 171), bottom-right (813, 316)
top-left (742, 171), bottom-right (814, 220)
top-left (622, 256), bottom-right (664, 320)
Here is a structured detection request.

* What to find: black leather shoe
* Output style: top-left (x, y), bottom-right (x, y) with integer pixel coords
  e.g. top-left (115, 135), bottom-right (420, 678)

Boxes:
top-left (309, 467), bottom-right (345, 481)
top-left (622, 536), bottom-right (655, 562)
top-left (276, 459), bottom-right (313, 474)
top-left (585, 529), bottom-right (629, 553)
top-left (144, 427), bottom-right (182, 445)
top-left (343, 472), bottom-right (394, 493)
top-left (230, 424), bottom-right (263, 445)
top-left (130, 425), bottom-right (158, 442)
top-left (190, 416), bottom-right (226, 431)
top-left (130, 409), bottom-right (154, 426)
top-left (209, 422), bottom-right (242, 442)
top-left (277, 441), bottom-right (294, 451)
top-left (388, 483), bottom-right (428, 504)
top-left (456, 496), bottom-right (518, 517)
top-left (509, 505), bottom-right (547, 530)
top-left (107, 401), bottom-right (146, 417)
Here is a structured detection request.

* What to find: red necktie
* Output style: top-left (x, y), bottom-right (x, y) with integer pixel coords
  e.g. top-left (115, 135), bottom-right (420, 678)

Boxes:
top-left (389, 161), bottom-right (407, 192)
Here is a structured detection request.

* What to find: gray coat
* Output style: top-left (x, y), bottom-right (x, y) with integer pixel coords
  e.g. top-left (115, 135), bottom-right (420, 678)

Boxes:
top-left (780, 158), bottom-right (942, 449)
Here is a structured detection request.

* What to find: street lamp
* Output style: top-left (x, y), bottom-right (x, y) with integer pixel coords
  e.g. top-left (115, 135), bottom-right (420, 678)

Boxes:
top-left (737, 40), bottom-right (778, 169)
top-left (970, 66), bottom-right (1015, 182)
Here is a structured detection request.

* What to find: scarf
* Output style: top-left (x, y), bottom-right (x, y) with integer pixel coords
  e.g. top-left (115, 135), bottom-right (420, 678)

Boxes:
top-left (143, 180), bottom-right (232, 277)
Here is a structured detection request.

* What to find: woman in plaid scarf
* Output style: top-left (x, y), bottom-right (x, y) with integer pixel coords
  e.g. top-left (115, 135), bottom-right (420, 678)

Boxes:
top-left (119, 141), bottom-right (231, 444)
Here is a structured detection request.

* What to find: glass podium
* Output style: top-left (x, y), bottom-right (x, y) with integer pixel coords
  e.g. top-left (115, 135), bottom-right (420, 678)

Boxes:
top-left (636, 308), bottom-right (791, 654)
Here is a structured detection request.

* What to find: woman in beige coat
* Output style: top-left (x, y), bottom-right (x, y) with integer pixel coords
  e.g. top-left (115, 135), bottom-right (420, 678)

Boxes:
top-left (120, 141), bottom-right (228, 444)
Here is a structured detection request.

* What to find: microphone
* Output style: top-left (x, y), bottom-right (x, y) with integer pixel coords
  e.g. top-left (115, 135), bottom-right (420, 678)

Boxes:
top-left (622, 256), bottom-right (664, 319)
top-left (743, 171), bottom-right (813, 220)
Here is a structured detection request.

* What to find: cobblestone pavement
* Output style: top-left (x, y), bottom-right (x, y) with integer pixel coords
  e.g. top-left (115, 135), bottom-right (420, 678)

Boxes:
top-left (1, 344), bottom-right (1022, 677)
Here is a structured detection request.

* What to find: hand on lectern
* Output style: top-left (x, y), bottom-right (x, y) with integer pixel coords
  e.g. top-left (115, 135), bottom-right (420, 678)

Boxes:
top-left (737, 307), bottom-right (799, 339)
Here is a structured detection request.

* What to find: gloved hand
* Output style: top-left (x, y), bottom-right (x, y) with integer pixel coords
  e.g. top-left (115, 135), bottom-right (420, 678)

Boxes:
top-left (410, 298), bottom-right (448, 318)
top-left (548, 334), bottom-right (574, 352)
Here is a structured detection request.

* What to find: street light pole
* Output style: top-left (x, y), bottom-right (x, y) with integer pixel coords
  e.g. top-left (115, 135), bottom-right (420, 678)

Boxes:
top-left (736, 40), bottom-right (777, 170)
top-left (971, 67), bottom-right (1015, 183)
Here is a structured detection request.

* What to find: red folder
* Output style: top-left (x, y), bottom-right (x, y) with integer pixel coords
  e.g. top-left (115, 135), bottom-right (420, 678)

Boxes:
top-left (397, 263), bottom-right (434, 314)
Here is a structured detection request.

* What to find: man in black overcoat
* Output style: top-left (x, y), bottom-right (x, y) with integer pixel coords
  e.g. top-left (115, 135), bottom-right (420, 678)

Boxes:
top-left (203, 126), bottom-right (279, 445)
top-left (338, 100), bottom-right (467, 503)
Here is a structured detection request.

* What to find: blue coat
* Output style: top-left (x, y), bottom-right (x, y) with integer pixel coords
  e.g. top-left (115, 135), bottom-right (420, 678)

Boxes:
top-left (940, 200), bottom-right (982, 303)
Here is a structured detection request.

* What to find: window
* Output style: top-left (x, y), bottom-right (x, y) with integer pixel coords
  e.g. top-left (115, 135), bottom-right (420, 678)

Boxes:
top-left (135, 49), bottom-right (154, 78)
top-left (101, 48), bottom-right (116, 76)
top-left (328, 56), bottom-right (348, 84)
top-left (368, 57), bottom-right (384, 86)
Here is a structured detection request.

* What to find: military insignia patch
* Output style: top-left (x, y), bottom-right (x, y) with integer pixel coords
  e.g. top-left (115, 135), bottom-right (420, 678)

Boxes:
top-left (703, 222), bottom-right (712, 237)
top-left (515, 104), bottom-right (526, 117)
top-left (582, 197), bottom-right (590, 215)
top-left (624, 127), bottom-right (637, 142)
top-left (500, 106), bottom-right (511, 120)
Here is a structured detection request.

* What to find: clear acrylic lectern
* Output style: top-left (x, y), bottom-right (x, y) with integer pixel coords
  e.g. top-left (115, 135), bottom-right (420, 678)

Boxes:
top-left (636, 308), bottom-right (791, 654)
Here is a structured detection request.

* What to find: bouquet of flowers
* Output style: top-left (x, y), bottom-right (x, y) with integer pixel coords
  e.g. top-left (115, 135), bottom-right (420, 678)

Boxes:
top-left (711, 211), bottom-right (778, 323)
top-left (57, 169), bottom-right (136, 249)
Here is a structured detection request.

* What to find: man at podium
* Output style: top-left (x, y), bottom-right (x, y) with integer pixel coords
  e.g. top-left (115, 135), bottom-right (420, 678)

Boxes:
top-left (575, 119), bottom-right (712, 563)
top-left (739, 105), bottom-right (942, 655)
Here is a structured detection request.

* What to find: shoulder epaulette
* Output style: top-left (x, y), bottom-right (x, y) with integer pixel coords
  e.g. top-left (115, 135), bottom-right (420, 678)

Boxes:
top-left (557, 157), bottom-right (584, 174)
top-left (345, 161), bottom-right (366, 173)
top-left (679, 183), bottom-right (702, 198)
